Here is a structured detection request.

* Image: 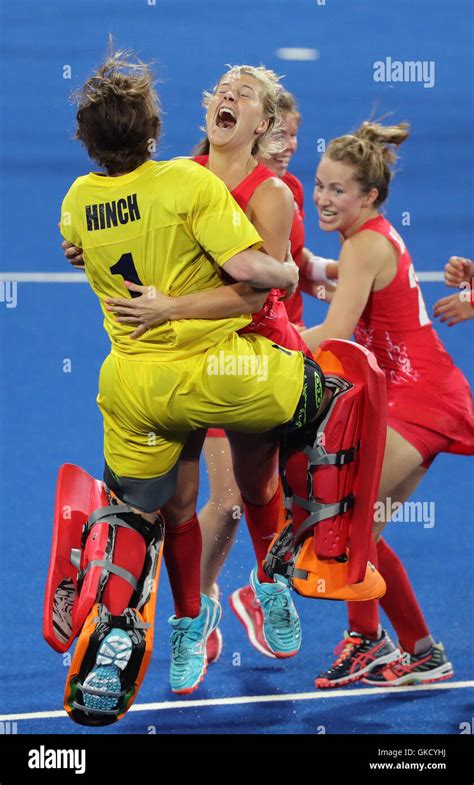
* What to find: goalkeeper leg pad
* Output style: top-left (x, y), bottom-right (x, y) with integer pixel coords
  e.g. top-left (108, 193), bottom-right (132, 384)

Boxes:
top-left (268, 340), bottom-right (387, 598)
top-left (43, 463), bottom-right (164, 726)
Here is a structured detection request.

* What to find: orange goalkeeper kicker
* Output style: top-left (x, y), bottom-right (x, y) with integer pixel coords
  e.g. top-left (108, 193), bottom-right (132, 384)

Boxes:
top-left (265, 523), bottom-right (386, 601)
top-left (291, 536), bottom-right (386, 601)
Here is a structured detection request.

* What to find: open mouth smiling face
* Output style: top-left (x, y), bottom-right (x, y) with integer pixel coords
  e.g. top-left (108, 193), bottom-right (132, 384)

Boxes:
top-left (206, 74), bottom-right (266, 147)
top-left (215, 105), bottom-right (238, 130)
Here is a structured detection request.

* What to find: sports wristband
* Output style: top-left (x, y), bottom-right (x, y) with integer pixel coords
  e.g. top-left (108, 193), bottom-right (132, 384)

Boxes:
top-left (305, 254), bottom-right (336, 283)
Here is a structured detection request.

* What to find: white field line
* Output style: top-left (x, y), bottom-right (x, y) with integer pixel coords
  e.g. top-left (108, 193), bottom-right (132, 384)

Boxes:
top-left (0, 272), bottom-right (88, 282)
top-left (0, 271), bottom-right (444, 283)
top-left (417, 272), bottom-right (445, 282)
top-left (1, 680), bottom-right (472, 723)
top-left (276, 47), bottom-right (320, 61)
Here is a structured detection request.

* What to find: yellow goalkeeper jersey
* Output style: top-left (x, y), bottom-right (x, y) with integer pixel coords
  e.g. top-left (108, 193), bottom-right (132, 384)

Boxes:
top-left (60, 158), bottom-right (262, 360)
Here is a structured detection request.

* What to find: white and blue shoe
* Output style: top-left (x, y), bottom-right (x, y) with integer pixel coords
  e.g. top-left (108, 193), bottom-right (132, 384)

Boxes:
top-left (82, 628), bottom-right (132, 712)
top-left (230, 566), bottom-right (302, 658)
top-left (169, 594), bottom-right (222, 694)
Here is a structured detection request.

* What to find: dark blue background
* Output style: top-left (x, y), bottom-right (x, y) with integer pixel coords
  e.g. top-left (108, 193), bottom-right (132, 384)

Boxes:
top-left (0, 0), bottom-right (472, 735)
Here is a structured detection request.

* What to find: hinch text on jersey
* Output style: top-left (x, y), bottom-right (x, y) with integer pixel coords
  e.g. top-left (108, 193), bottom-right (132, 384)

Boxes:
top-left (85, 194), bottom-right (140, 231)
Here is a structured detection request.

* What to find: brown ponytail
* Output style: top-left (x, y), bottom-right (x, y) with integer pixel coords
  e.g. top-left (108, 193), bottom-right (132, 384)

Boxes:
top-left (326, 120), bottom-right (410, 206)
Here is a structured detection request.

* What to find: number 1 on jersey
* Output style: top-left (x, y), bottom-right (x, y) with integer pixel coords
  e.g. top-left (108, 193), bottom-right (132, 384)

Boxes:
top-left (110, 253), bottom-right (143, 298)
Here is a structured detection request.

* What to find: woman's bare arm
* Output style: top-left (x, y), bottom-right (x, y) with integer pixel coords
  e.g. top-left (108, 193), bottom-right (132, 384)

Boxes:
top-left (302, 232), bottom-right (383, 352)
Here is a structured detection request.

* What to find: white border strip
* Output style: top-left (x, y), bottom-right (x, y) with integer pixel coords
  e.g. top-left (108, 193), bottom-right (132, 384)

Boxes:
top-left (1, 680), bottom-right (472, 723)
top-left (0, 271), bottom-right (444, 283)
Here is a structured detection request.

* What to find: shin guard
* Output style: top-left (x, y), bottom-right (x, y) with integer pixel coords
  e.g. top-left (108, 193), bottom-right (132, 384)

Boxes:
top-left (44, 464), bottom-right (164, 726)
top-left (265, 340), bottom-right (387, 600)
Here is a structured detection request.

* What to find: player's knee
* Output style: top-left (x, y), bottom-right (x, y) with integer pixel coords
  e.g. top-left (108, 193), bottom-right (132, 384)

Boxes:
top-left (161, 473), bottom-right (199, 525)
top-left (162, 498), bottom-right (197, 527)
top-left (241, 476), bottom-right (279, 507)
top-left (208, 492), bottom-right (243, 525)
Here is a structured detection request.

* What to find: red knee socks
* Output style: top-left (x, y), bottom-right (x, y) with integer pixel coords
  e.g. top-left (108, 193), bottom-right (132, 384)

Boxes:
top-left (164, 514), bottom-right (202, 619)
top-left (243, 488), bottom-right (281, 583)
top-left (347, 538), bottom-right (433, 653)
top-left (348, 538), bottom-right (381, 638)
top-left (377, 538), bottom-right (432, 654)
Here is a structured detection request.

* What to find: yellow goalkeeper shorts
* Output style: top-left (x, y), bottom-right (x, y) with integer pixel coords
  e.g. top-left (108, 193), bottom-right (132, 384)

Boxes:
top-left (97, 331), bottom-right (303, 479)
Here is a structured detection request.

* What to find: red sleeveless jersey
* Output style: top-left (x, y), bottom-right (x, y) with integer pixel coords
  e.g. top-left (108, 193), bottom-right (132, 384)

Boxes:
top-left (353, 216), bottom-right (473, 454)
top-left (193, 155), bottom-right (309, 354)
top-left (281, 171), bottom-right (305, 327)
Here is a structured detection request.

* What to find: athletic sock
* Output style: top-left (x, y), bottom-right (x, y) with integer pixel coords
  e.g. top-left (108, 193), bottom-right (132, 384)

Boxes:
top-left (164, 514), bottom-right (202, 619)
top-left (347, 538), bottom-right (381, 639)
top-left (377, 538), bottom-right (433, 655)
top-left (243, 487), bottom-right (281, 583)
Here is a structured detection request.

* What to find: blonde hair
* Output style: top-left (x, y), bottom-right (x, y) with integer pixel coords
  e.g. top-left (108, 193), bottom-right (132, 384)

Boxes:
top-left (202, 64), bottom-right (285, 156)
top-left (326, 120), bottom-right (410, 206)
top-left (73, 46), bottom-right (161, 175)
top-left (277, 89), bottom-right (301, 127)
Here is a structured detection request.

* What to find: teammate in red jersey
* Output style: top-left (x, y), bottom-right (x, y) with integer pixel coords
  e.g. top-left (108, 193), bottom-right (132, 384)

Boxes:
top-left (301, 121), bottom-right (474, 687)
top-left (257, 90), bottom-right (337, 330)
top-left (192, 89), bottom-right (337, 660)
top-left (189, 88), bottom-right (339, 660)
top-left (191, 72), bottom-right (318, 661)
top-left (258, 90), bottom-right (309, 331)
top-left (434, 256), bottom-right (474, 326)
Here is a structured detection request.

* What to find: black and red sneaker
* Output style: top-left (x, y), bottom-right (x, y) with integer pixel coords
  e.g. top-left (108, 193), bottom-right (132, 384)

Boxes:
top-left (362, 642), bottom-right (453, 686)
top-left (315, 630), bottom-right (400, 689)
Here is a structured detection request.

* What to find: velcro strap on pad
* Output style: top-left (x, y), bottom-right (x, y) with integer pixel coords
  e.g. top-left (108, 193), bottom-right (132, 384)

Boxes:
top-left (305, 445), bottom-right (358, 466)
top-left (293, 496), bottom-right (354, 546)
top-left (79, 560), bottom-right (138, 590)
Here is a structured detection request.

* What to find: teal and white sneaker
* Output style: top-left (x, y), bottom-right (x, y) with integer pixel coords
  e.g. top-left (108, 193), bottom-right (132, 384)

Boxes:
top-left (82, 628), bottom-right (132, 712)
top-left (169, 594), bottom-right (222, 694)
top-left (229, 567), bottom-right (302, 658)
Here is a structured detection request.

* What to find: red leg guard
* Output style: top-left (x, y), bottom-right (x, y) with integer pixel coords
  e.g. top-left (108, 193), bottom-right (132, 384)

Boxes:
top-left (265, 341), bottom-right (387, 602)
top-left (44, 464), bottom-right (165, 727)
top-left (100, 527), bottom-right (147, 614)
top-left (44, 464), bottom-right (109, 652)
top-left (44, 464), bottom-right (160, 651)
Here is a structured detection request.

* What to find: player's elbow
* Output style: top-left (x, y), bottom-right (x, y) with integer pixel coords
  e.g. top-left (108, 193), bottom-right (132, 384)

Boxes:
top-left (326, 319), bottom-right (354, 341)
top-left (222, 250), bottom-right (258, 284)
